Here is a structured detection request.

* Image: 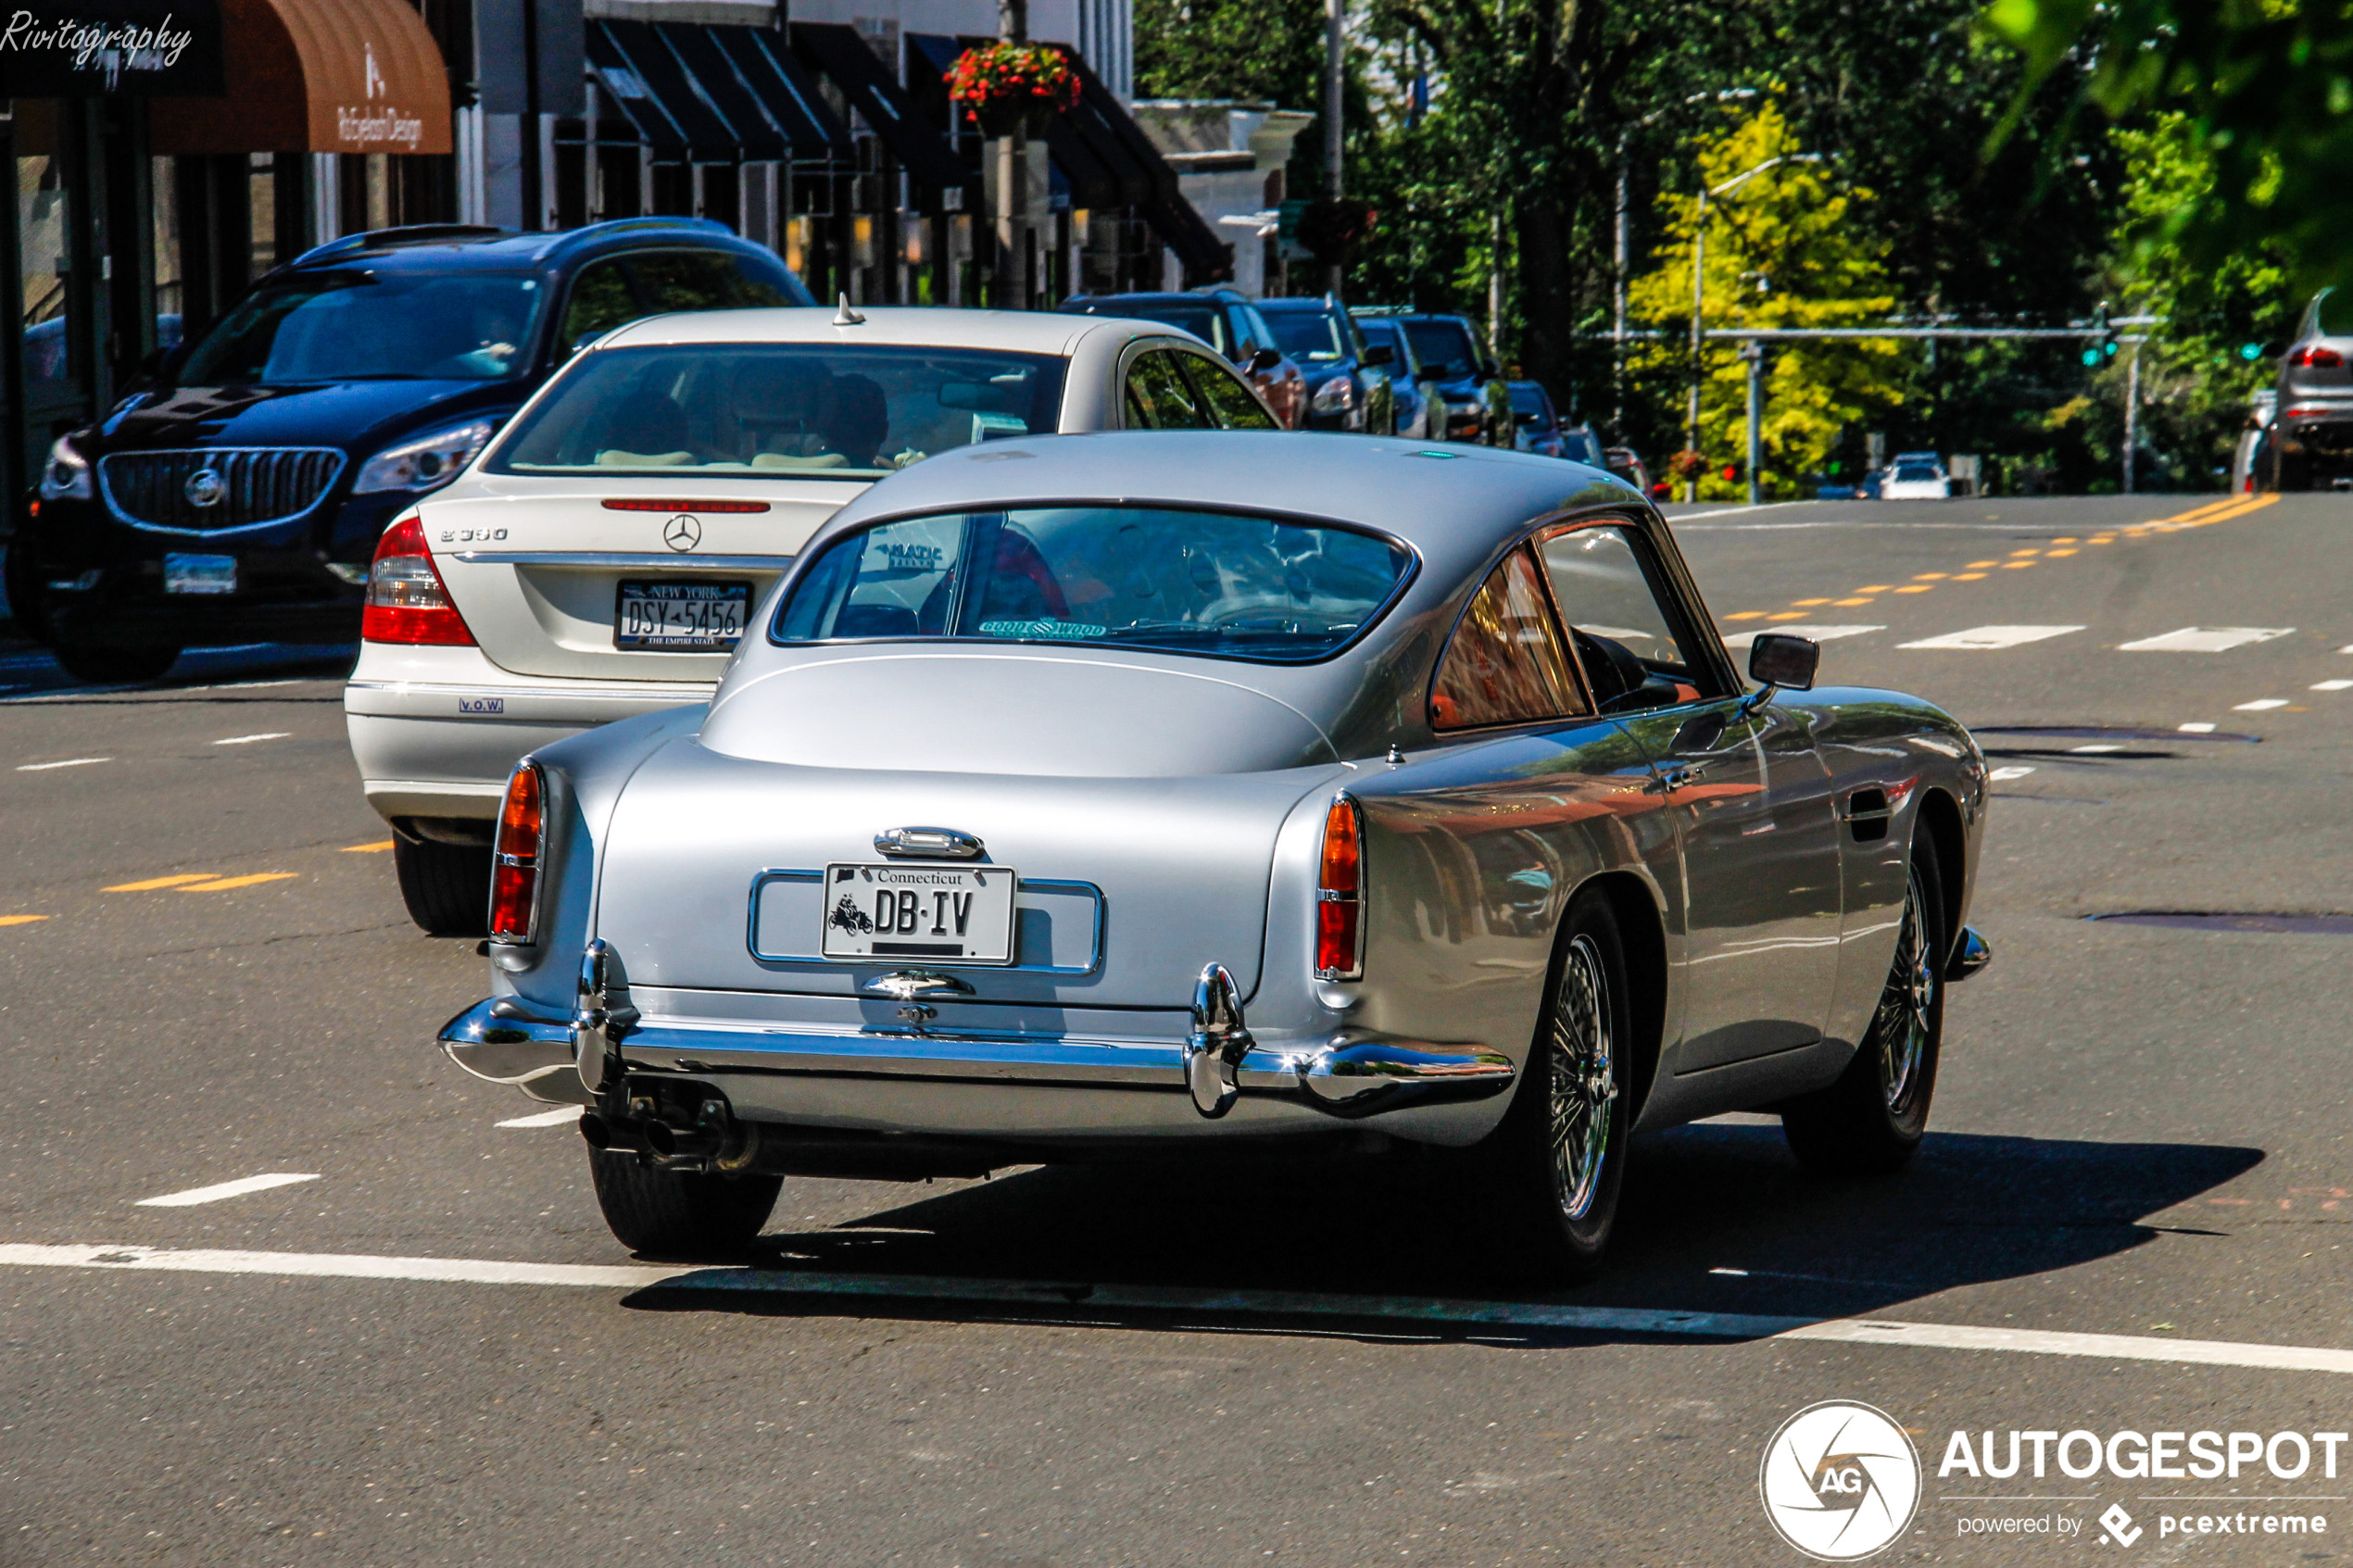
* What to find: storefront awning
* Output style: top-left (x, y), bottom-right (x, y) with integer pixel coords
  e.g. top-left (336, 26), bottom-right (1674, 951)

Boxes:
top-left (589, 19), bottom-right (738, 160)
top-left (709, 26), bottom-right (850, 161)
top-left (1065, 56), bottom-right (1230, 276)
top-left (149, 0), bottom-right (450, 155)
top-left (791, 23), bottom-right (970, 193)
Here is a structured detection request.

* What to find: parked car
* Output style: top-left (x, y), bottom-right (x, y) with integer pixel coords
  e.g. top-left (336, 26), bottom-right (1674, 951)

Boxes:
top-left (1059, 287), bottom-right (1307, 430)
top-left (1508, 381), bottom-right (1567, 458)
top-left (2270, 289), bottom-right (2353, 490)
top-left (1357, 309), bottom-right (1509, 445)
top-left (14, 220), bottom-right (811, 684)
top-left (1257, 296), bottom-right (1396, 434)
top-left (347, 307), bottom-right (1280, 935)
top-left (438, 429), bottom-right (1991, 1277)
top-left (1881, 453), bottom-right (1951, 500)
top-left (1604, 445), bottom-right (1651, 495)
top-left (1351, 317), bottom-right (1430, 439)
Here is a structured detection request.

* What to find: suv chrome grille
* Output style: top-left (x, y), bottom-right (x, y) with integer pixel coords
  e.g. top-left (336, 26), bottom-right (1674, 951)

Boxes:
top-left (98, 447), bottom-right (346, 532)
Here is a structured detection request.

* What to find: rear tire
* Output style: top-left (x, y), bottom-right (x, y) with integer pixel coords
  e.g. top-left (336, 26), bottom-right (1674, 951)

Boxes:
top-left (392, 832), bottom-right (491, 937)
top-left (1471, 889), bottom-right (1634, 1282)
top-left (55, 641), bottom-right (180, 684)
top-left (1782, 843), bottom-right (1947, 1175)
top-left (588, 1148), bottom-right (782, 1258)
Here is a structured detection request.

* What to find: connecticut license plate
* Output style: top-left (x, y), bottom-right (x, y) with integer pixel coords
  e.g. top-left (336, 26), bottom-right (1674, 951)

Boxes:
top-left (163, 553), bottom-right (236, 595)
top-left (613, 580), bottom-right (750, 649)
top-left (819, 862), bottom-right (1017, 965)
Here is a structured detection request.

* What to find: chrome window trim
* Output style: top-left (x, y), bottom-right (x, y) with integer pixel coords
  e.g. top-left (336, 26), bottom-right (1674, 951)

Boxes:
top-left (97, 445), bottom-right (348, 536)
top-left (747, 868), bottom-right (1105, 973)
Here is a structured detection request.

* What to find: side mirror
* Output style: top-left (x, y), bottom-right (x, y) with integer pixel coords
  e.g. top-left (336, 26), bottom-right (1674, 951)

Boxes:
top-left (1249, 346), bottom-right (1282, 372)
top-left (1747, 633), bottom-right (1819, 693)
top-left (1514, 409), bottom-right (1541, 427)
top-left (1361, 343), bottom-right (1395, 368)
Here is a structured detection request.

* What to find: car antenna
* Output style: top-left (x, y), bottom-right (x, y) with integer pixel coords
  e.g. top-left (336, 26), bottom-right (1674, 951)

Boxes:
top-left (834, 293), bottom-right (866, 326)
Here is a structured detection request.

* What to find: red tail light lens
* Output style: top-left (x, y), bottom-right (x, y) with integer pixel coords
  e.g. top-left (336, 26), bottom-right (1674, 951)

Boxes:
top-left (361, 514), bottom-right (475, 646)
top-left (1315, 794), bottom-right (1363, 981)
top-left (489, 761), bottom-right (544, 944)
top-left (2291, 345), bottom-right (2345, 368)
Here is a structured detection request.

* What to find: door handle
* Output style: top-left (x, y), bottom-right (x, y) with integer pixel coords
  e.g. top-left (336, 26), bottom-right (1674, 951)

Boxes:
top-left (1644, 764), bottom-right (1696, 795)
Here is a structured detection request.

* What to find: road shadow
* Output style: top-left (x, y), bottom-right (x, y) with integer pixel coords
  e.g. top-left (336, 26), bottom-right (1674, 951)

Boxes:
top-left (623, 1124), bottom-right (2261, 1344)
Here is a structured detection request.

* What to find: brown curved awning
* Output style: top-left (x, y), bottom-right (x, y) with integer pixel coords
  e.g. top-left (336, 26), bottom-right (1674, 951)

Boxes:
top-left (151, 0), bottom-right (450, 155)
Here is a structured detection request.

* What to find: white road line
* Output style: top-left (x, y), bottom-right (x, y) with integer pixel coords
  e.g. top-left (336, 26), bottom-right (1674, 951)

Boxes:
top-left (1987, 766), bottom-right (2037, 782)
top-left (1722, 624), bottom-right (1883, 650)
top-left (496, 1107), bottom-right (583, 1129)
top-left (2179, 721), bottom-right (2218, 733)
top-left (2313, 680), bottom-right (2353, 692)
top-left (2069, 744), bottom-right (2123, 754)
top-left (212, 732), bottom-right (291, 746)
top-left (1898, 625), bottom-right (2083, 651)
top-left (15, 757), bottom-right (110, 771)
top-left (2117, 626), bottom-right (2296, 652)
top-left (2234, 698), bottom-right (2290, 711)
top-left (132, 1173), bottom-right (319, 1208)
top-left (9, 1246), bottom-right (2353, 1375)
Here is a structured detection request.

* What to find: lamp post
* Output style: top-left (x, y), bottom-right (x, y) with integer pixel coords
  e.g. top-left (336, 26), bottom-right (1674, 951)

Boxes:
top-left (1613, 89), bottom-right (1754, 429)
top-left (1685, 151), bottom-right (1818, 500)
top-left (996, 0), bottom-right (1031, 309)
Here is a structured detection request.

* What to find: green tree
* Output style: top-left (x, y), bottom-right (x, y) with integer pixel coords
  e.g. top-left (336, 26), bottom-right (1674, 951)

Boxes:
top-left (1626, 105), bottom-right (1905, 497)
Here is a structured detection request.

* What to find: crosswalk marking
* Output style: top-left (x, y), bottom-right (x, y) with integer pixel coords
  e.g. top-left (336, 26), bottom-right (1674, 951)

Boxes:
top-left (134, 1173), bottom-right (318, 1208)
top-left (2235, 698), bottom-right (2290, 711)
top-left (2312, 680), bottom-right (2353, 692)
top-left (2116, 627), bottom-right (2294, 653)
top-left (1898, 625), bottom-right (2083, 650)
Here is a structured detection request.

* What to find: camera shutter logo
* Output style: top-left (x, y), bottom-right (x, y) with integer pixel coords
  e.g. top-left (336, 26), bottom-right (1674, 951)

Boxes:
top-left (1759, 1401), bottom-right (1921, 1560)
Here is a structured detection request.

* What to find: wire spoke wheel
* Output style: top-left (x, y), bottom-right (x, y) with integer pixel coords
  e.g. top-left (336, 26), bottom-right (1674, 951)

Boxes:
top-left (1547, 933), bottom-right (1617, 1222)
top-left (1874, 864), bottom-right (1935, 1118)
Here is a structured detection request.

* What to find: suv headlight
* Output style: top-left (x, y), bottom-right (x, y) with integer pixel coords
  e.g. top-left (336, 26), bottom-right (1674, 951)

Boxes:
top-left (354, 420), bottom-right (497, 495)
top-left (38, 436), bottom-right (91, 502)
top-left (1311, 375), bottom-right (1357, 414)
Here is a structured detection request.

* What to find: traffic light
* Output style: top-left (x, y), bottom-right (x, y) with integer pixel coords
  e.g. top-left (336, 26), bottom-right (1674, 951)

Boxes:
top-left (2082, 306), bottom-right (2117, 368)
top-left (2240, 342), bottom-right (2265, 361)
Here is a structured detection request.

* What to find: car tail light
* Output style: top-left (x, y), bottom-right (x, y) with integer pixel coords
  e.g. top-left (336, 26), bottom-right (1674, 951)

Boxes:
top-left (361, 514), bottom-right (475, 646)
top-left (1315, 794), bottom-right (1364, 981)
top-left (489, 760), bottom-right (544, 944)
top-left (2291, 345), bottom-right (2345, 368)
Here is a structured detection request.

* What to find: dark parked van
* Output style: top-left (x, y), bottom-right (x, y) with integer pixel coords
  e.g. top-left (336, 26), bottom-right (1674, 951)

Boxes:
top-left (12, 219), bottom-right (811, 683)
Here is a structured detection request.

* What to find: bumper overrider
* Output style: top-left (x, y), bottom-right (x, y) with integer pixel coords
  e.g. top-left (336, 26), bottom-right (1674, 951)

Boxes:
top-left (438, 943), bottom-right (1518, 1164)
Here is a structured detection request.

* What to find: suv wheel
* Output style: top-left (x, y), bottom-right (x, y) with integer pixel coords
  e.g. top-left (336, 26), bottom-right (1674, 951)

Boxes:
top-left (55, 641), bottom-right (181, 684)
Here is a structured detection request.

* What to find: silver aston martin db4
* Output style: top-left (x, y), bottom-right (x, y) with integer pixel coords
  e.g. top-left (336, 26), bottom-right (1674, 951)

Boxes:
top-left (440, 431), bottom-right (1991, 1277)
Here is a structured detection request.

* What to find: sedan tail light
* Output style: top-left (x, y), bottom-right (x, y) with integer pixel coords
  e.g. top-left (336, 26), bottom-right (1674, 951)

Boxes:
top-left (489, 760), bottom-right (544, 944)
top-left (361, 514), bottom-right (475, 646)
top-left (1315, 794), bottom-right (1364, 981)
top-left (2291, 345), bottom-right (2346, 368)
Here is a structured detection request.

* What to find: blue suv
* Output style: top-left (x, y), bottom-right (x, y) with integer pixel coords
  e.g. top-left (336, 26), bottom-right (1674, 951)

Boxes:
top-left (14, 219), bottom-right (810, 683)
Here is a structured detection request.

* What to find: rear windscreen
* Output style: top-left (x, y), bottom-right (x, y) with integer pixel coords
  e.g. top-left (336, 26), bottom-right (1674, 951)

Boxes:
top-left (775, 506), bottom-right (1414, 663)
top-left (487, 344), bottom-right (1068, 480)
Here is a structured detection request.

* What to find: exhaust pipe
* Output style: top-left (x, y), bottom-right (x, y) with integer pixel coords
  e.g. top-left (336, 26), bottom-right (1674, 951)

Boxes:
top-left (580, 1090), bottom-right (756, 1173)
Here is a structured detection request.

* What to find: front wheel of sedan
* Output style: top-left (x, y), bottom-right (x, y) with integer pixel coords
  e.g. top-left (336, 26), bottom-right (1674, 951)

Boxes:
top-left (1475, 890), bottom-right (1634, 1282)
top-left (1782, 845), bottom-right (1948, 1176)
top-left (588, 1150), bottom-right (782, 1259)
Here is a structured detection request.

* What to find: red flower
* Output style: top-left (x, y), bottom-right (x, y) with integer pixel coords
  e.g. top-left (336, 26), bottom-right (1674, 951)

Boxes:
top-left (945, 41), bottom-right (1080, 117)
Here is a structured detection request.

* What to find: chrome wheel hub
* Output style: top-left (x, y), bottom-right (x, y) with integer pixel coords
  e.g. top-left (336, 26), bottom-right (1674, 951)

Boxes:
top-left (1547, 934), bottom-right (1616, 1221)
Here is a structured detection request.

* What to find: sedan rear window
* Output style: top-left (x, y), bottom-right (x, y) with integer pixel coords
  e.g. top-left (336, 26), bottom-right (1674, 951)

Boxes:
top-left (775, 506), bottom-right (1413, 663)
top-left (487, 344), bottom-right (1067, 480)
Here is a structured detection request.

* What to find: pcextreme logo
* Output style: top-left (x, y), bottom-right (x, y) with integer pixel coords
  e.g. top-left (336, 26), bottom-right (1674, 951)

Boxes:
top-left (1760, 1401), bottom-right (1923, 1561)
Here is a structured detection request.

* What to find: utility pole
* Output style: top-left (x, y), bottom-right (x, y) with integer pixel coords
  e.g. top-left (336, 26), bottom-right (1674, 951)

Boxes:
top-left (995, 0), bottom-right (1031, 309)
top-left (1324, 0), bottom-right (1343, 296)
top-left (1741, 340), bottom-right (1764, 507)
top-left (1686, 152), bottom-right (1817, 502)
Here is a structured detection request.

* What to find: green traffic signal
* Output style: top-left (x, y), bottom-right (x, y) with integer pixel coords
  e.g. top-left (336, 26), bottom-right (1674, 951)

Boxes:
top-left (2240, 343), bottom-right (2264, 360)
top-left (2082, 348), bottom-right (2100, 366)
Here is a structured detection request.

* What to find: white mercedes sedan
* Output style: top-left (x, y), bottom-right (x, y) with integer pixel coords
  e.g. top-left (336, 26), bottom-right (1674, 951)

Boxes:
top-left (344, 306), bottom-right (1280, 934)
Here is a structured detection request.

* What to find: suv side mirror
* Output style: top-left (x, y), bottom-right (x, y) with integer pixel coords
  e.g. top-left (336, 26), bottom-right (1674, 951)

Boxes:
top-left (1747, 633), bottom-right (1819, 693)
top-left (1249, 346), bottom-right (1282, 372)
top-left (1362, 343), bottom-right (1394, 368)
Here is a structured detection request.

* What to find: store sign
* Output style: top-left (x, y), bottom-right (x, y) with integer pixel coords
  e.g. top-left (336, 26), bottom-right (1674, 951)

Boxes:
top-left (0, 0), bottom-right (224, 95)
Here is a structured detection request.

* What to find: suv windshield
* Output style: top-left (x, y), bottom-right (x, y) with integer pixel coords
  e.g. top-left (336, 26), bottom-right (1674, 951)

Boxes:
top-left (1404, 319), bottom-right (1484, 379)
top-left (1263, 308), bottom-right (1347, 363)
top-left (489, 344), bottom-right (1068, 480)
top-left (1066, 299), bottom-right (1227, 354)
top-left (776, 505), bottom-right (1413, 662)
top-left (180, 271), bottom-right (543, 383)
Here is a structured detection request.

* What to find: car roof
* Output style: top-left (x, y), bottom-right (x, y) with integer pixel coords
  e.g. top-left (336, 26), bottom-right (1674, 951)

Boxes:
top-left (281, 219), bottom-right (779, 276)
top-left (593, 306), bottom-right (1171, 356)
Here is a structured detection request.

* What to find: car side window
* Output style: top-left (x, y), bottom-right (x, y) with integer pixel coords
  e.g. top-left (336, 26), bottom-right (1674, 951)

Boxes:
top-left (560, 257), bottom-right (642, 348)
top-left (1125, 348), bottom-right (1214, 429)
top-left (628, 250), bottom-right (790, 313)
top-left (1535, 522), bottom-right (1706, 712)
top-left (1180, 352), bottom-right (1278, 430)
top-left (1429, 545), bottom-right (1589, 731)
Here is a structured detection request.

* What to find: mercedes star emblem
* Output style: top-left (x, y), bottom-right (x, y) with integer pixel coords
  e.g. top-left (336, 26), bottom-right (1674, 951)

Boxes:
top-left (183, 469), bottom-right (225, 508)
top-left (662, 514), bottom-right (701, 552)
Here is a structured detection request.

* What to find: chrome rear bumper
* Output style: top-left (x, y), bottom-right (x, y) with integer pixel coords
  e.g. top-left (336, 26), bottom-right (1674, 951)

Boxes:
top-left (437, 995), bottom-right (1517, 1135)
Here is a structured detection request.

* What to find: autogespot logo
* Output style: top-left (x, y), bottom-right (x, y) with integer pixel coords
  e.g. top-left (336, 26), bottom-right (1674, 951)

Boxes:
top-left (1760, 1401), bottom-right (1923, 1561)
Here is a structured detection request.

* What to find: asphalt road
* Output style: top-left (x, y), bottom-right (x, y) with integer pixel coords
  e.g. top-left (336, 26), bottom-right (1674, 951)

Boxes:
top-left (5, 492), bottom-right (2352, 1566)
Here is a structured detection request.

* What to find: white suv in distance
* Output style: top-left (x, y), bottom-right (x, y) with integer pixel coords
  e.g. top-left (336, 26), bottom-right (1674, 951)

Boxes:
top-left (346, 306), bottom-right (1282, 935)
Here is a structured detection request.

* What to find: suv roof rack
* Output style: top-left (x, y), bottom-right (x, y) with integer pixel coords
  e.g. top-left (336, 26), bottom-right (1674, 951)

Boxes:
top-left (287, 223), bottom-right (515, 268)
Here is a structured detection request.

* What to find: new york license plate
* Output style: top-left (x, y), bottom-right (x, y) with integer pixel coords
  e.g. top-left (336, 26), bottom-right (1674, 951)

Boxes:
top-left (163, 553), bottom-right (236, 595)
top-left (614, 580), bottom-right (750, 649)
top-left (819, 862), bottom-right (1018, 965)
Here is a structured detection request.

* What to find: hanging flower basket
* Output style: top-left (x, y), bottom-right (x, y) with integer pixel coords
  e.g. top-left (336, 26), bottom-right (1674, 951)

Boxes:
top-left (946, 42), bottom-right (1079, 138)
